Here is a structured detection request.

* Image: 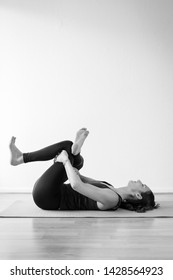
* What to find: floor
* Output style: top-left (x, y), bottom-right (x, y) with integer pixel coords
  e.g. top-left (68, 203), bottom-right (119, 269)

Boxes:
top-left (0, 193), bottom-right (173, 260)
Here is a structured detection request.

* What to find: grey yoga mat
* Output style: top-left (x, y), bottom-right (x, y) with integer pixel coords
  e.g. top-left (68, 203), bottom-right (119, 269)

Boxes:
top-left (0, 199), bottom-right (172, 218)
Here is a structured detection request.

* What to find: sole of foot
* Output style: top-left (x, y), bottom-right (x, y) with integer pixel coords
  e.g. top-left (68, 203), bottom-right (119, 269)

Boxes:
top-left (72, 128), bottom-right (89, 155)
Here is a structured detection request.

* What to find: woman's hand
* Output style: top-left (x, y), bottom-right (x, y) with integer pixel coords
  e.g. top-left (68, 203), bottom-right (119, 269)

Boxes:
top-left (54, 150), bottom-right (69, 164)
top-left (73, 168), bottom-right (81, 177)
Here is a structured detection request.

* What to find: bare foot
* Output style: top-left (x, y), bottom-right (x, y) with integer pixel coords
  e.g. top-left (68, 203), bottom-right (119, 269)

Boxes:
top-left (9, 136), bottom-right (24, 166)
top-left (71, 128), bottom-right (89, 155)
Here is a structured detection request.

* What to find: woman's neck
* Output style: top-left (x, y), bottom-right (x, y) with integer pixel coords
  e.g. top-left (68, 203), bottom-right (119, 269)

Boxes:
top-left (115, 186), bottom-right (130, 201)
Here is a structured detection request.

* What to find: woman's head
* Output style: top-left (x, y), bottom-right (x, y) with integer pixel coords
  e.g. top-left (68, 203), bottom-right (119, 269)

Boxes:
top-left (120, 180), bottom-right (159, 212)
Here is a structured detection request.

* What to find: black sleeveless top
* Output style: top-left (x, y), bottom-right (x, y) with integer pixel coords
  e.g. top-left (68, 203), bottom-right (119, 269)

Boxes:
top-left (59, 180), bottom-right (122, 211)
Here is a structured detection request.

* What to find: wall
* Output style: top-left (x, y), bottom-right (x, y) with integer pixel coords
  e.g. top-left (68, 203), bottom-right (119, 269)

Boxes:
top-left (0, 0), bottom-right (173, 192)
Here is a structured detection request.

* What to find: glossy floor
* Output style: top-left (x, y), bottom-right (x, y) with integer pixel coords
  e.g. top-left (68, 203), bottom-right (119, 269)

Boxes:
top-left (0, 193), bottom-right (173, 260)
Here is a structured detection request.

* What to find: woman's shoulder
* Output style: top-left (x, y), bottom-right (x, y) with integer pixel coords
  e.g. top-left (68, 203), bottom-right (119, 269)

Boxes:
top-left (96, 188), bottom-right (121, 210)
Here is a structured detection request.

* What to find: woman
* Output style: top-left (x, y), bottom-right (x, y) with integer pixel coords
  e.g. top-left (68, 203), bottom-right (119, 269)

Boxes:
top-left (9, 128), bottom-right (159, 212)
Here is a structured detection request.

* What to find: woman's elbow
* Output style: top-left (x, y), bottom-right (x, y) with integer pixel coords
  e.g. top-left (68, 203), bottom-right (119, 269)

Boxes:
top-left (71, 179), bottom-right (82, 190)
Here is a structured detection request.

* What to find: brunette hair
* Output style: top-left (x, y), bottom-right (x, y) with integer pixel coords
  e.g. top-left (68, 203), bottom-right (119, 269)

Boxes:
top-left (120, 190), bottom-right (160, 213)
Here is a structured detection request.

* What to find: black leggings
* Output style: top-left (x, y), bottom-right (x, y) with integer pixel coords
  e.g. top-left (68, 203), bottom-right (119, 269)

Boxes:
top-left (23, 140), bottom-right (84, 210)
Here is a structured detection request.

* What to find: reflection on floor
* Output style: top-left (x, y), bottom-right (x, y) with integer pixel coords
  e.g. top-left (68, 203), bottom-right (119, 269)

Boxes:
top-left (0, 193), bottom-right (173, 260)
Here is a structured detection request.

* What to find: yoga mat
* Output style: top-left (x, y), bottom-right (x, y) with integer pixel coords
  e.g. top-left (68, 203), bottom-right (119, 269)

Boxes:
top-left (0, 199), bottom-right (172, 218)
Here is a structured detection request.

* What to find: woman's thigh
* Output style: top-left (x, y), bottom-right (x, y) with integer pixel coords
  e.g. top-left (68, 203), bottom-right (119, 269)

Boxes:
top-left (32, 163), bottom-right (64, 210)
top-left (32, 150), bottom-right (84, 210)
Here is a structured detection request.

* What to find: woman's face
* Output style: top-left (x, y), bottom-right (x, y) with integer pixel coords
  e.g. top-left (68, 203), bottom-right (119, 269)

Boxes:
top-left (128, 180), bottom-right (150, 194)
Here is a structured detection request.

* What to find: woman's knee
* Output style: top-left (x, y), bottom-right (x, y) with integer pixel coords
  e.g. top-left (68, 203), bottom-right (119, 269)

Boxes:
top-left (62, 140), bottom-right (73, 150)
top-left (57, 140), bottom-right (73, 157)
top-left (74, 155), bottom-right (84, 170)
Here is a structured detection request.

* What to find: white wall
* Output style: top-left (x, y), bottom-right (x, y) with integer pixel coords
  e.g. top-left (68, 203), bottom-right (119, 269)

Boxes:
top-left (0, 0), bottom-right (173, 192)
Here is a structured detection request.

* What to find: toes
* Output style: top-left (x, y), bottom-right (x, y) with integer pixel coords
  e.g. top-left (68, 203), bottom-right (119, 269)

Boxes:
top-left (12, 136), bottom-right (16, 143)
top-left (80, 128), bottom-right (87, 131)
top-left (84, 130), bottom-right (89, 136)
top-left (9, 136), bottom-right (15, 147)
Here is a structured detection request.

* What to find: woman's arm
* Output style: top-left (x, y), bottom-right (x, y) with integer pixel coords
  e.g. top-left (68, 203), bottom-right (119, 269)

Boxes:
top-left (63, 160), bottom-right (82, 188)
top-left (73, 168), bottom-right (101, 185)
top-left (56, 151), bottom-right (119, 209)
